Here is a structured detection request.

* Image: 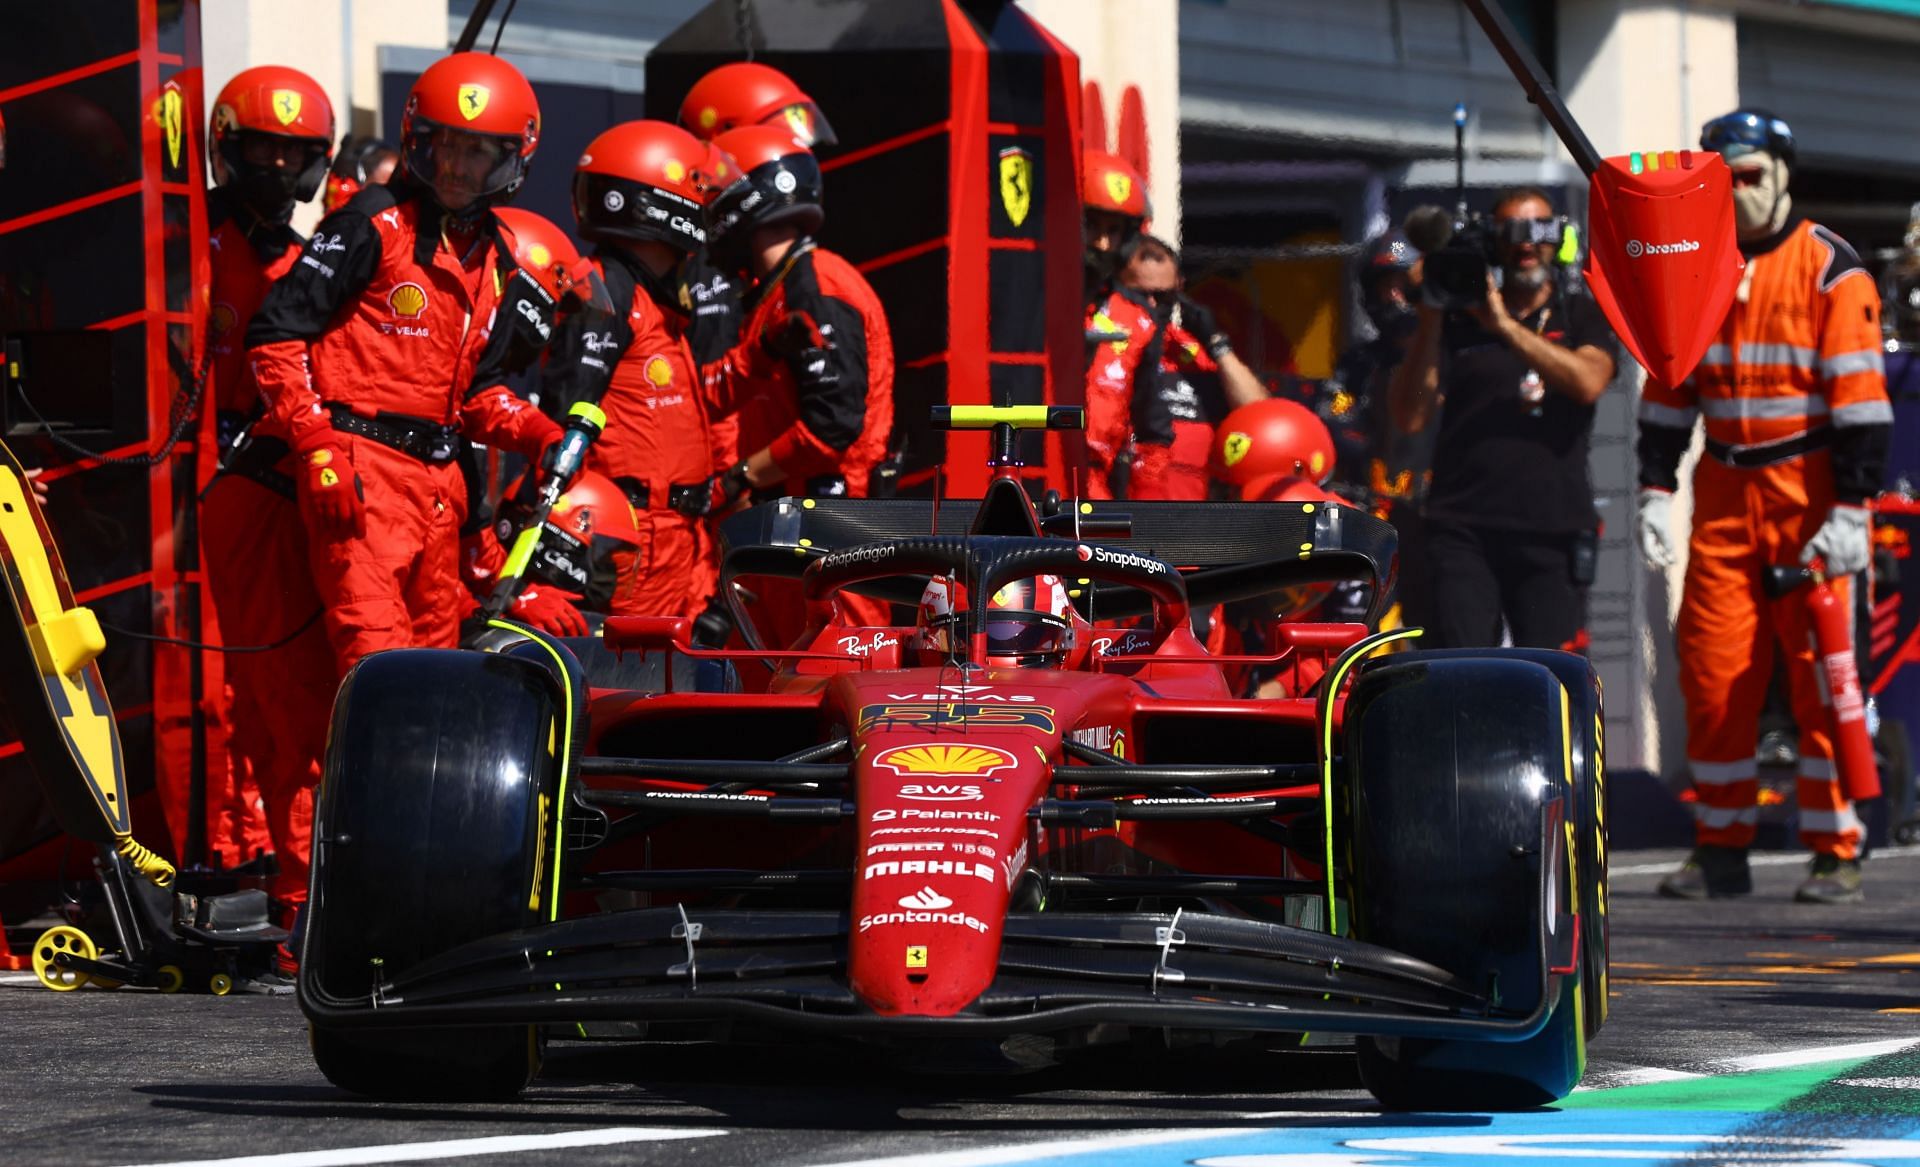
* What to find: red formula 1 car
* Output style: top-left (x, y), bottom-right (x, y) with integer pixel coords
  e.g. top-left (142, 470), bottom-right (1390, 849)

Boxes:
top-left (297, 407), bottom-right (1608, 1111)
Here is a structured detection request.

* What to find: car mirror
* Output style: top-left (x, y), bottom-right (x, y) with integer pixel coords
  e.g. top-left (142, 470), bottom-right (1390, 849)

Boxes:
top-left (602, 615), bottom-right (691, 655)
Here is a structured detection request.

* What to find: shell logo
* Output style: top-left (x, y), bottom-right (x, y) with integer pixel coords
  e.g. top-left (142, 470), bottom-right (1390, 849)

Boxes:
top-left (388, 283), bottom-right (428, 318)
top-left (1222, 431), bottom-right (1251, 467)
top-left (1104, 171), bottom-right (1132, 207)
top-left (643, 356), bottom-right (674, 388)
top-left (209, 303), bottom-right (237, 337)
top-left (272, 89), bottom-right (302, 126)
top-left (875, 744), bottom-right (1016, 778)
top-left (664, 159), bottom-right (686, 184)
top-left (527, 243), bottom-right (552, 269)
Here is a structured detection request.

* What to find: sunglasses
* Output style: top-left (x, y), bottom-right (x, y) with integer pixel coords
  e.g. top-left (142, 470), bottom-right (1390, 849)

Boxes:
top-left (1700, 112), bottom-right (1790, 157)
top-left (1496, 217), bottom-right (1561, 246)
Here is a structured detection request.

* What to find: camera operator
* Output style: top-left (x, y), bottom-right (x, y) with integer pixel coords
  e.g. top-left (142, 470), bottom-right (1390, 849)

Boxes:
top-left (1387, 186), bottom-right (1618, 650)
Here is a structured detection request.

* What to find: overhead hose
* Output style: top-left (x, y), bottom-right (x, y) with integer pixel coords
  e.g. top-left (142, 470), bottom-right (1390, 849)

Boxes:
top-left (115, 835), bottom-right (175, 888)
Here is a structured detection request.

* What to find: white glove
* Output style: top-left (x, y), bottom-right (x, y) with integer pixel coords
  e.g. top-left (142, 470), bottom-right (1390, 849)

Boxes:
top-left (1636, 488), bottom-right (1677, 570)
top-left (1801, 504), bottom-right (1872, 576)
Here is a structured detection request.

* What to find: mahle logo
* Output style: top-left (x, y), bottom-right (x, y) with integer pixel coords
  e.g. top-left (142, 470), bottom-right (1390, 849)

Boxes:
top-left (1624, 238), bottom-right (1700, 258)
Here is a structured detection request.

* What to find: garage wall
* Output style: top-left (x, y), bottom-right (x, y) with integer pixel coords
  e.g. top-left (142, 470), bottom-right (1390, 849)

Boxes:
top-left (1738, 16), bottom-right (1920, 175)
top-left (1178, 0), bottom-right (1549, 159)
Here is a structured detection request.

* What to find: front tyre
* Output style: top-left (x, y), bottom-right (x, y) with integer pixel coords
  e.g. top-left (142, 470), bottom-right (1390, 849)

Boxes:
top-left (302, 649), bottom-right (563, 1100)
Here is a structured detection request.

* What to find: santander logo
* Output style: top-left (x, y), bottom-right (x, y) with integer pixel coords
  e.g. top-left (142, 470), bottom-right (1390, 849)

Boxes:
top-left (898, 887), bottom-right (952, 910)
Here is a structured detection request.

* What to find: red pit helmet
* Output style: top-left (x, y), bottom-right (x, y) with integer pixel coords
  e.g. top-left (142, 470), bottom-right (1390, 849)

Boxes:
top-left (210, 65), bottom-right (335, 205)
top-left (678, 62), bottom-right (837, 149)
top-left (573, 120), bottom-right (718, 254)
top-left (915, 574), bottom-right (1078, 669)
top-left (1082, 150), bottom-right (1150, 222)
top-left (400, 52), bottom-right (540, 208)
top-left (509, 470), bottom-right (643, 611)
top-left (1214, 398), bottom-right (1335, 488)
top-left (704, 124), bottom-right (823, 271)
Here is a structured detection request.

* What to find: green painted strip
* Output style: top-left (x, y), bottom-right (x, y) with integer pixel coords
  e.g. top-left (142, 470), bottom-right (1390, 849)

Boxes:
top-left (1563, 1059), bottom-right (1875, 1111)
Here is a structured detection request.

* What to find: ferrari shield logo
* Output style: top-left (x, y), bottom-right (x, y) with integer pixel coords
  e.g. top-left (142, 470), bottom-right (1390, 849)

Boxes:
top-left (458, 84), bottom-right (490, 121)
top-left (1104, 170), bottom-right (1131, 208)
top-left (998, 147), bottom-right (1032, 228)
top-left (271, 89), bottom-right (301, 127)
top-left (159, 84), bottom-right (184, 169)
top-left (1222, 430), bottom-right (1251, 468)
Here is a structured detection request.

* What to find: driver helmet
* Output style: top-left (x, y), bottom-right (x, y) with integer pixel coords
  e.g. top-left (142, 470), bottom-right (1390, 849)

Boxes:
top-left (914, 573), bottom-right (1078, 668)
top-left (502, 470), bottom-right (642, 611)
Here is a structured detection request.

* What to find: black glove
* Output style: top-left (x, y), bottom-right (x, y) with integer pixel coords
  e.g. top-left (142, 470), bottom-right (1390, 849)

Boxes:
top-left (761, 311), bottom-right (840, 390)
top-left (673, 461), bottom-right (751, 519)
top-left (1178, 295), bottom-right (1233, 361)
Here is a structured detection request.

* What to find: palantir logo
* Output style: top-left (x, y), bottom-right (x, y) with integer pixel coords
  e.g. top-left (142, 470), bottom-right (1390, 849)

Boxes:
top-left (898, 887), bottom-right (952, 910)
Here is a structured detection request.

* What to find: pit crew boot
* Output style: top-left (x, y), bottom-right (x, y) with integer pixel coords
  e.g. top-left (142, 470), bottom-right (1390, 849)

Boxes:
top-left (1793, 854), bottom-right (1864, 904)
top-left (1657, 845), bottom-right (1752, 899)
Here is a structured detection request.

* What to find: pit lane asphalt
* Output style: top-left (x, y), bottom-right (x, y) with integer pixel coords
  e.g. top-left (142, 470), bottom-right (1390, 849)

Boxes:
top-left (4, 846), bottom-right (1918, 1167)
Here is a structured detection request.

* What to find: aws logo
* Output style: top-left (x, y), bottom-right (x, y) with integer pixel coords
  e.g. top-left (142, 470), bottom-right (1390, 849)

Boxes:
top-left (388, 283), bottom-right (427, 318)
top-left (875, 744), bottom-right (1015, 778)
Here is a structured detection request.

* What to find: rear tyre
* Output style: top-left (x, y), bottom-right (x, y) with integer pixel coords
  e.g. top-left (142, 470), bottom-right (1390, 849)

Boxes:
top-left (303, 649), bottom-right (561, 1101)
top-left (1345, 653), bottom-right (1586, 1110)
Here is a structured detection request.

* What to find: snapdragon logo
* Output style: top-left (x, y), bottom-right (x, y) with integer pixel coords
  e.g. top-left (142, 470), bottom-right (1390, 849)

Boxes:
top-left (1624, 238), bottom-right (1700, 258)
top-left (1075, 544), bottom-right (1169, 575)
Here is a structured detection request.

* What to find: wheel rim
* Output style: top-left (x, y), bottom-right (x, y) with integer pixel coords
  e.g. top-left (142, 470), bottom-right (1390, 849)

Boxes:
top-left (208, 973), bottom-right (233, 997)
top-left (30, 926), bottom-right (96, 992)
top-left (155, 965), bottom-right (185, 994)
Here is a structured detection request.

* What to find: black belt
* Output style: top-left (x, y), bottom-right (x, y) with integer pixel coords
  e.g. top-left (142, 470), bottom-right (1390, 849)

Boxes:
top-left (326, 404), bottom-right (460, 464)
top-left (614, 476), bottom-right (711, 513)
top-left (1704, 426), bottom-right (1832, 470)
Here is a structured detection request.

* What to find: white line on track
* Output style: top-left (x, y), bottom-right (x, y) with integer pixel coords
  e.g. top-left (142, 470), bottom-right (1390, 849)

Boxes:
top-left (111, 1127), bottom-right (729, 1167)
top-left (1575, 1037), bottom-right (1920, 1091)
top-left (807, 1127), bottom-right (1268, 1167)
top-left (1611, 845), bottom-right (1920, 876)
top-left (0, 973), bottom-right (42, 986)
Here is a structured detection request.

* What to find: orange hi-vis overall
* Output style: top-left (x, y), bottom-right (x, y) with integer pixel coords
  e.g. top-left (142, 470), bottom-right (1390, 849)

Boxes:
top-left (1638, 217), bottom-right (1892, 860)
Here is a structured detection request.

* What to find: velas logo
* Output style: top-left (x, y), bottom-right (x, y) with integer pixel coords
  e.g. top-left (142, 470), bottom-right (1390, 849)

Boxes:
top-left (271, 89), bottom-right (302, 127)
top-left (875, 744), bottom-right (1015, 778)
top-left (644, 355), bottom-right (674, 388)
top-left (1076, 544), bottom-right (1092, 562)
top-left (1223, 431), bottom-right (1252, 466)
top-left (388, 283), bottom-right (428, 318)
top-left (1104, 171), bottom-right (1131, 206)
top-left (898, 887), bottom-right (951, 910)
top-left (457, 83), bottom-right (490, 121)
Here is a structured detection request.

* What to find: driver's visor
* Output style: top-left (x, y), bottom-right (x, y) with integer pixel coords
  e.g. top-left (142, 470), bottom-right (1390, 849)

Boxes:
top-left (985, 616), bottom-right (1067, 658)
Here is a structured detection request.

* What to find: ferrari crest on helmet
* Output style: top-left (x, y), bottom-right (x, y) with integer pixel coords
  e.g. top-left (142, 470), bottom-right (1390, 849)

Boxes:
top-left (272, 89), bottom-right (302, 126)
top-left (457, 83), bottom-right (490, 121)
top-left (998, 147), bottom-right (1032, 228)
top-left (1104, 170), bottom-right (1131, 208)
top-left (783, 104), bottom-right (814, 143)
top-left (1222, 431), bottom-right (1251, 467)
